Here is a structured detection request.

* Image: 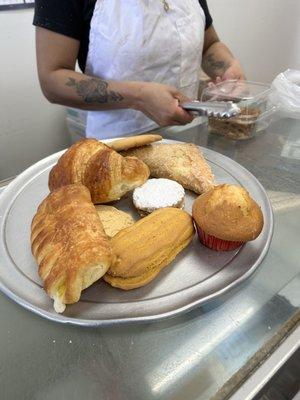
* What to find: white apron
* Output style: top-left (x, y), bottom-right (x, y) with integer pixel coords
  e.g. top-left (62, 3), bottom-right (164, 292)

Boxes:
top-left (85, 0), bottom-right (205, 139)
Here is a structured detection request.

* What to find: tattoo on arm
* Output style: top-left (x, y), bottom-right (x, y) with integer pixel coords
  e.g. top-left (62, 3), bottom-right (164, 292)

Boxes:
top-left (66, 77), bottom-right (124, 104)
top-left (202, 53), bottom-right (229, 78)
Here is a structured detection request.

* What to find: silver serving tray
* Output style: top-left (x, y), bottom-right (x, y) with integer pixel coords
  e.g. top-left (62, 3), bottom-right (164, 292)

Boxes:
top-left (0, 139), bottom-right (273, 326)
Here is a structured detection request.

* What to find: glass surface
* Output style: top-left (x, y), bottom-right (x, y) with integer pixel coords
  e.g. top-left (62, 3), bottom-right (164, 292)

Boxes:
top-left (0, 117), bottom-right (299, 400)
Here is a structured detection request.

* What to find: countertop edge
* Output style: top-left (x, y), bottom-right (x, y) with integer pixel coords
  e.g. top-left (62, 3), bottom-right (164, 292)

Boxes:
top-left (211, 310), bottom-right (300, 400)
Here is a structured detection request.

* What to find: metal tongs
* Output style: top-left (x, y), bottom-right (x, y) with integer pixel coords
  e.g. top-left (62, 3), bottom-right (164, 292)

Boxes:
top-left (181, 100), bottom-right (241, 119)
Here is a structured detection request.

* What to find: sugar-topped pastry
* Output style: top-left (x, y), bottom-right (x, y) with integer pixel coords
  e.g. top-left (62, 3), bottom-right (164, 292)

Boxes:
top-left (133, 178), bottom-right (185, 217)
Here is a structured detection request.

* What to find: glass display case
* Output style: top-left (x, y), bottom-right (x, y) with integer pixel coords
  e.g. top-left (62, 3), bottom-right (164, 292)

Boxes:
top-left (0, 116), bottom-right (299, 400)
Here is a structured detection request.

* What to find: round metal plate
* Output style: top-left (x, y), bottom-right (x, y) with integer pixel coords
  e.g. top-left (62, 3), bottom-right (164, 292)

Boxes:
top-left (0, 139), bottom-right (273, 326)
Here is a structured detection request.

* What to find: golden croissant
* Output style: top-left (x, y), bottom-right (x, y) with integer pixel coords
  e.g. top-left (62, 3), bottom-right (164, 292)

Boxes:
top-left (49, 138), bottom-right (150, 203)
top-left (122, 143), bottom-right (214, 194)
top-left (31, 184), bottom-right (113, 313)
top-left (104, 208), bottom-right (195, 290)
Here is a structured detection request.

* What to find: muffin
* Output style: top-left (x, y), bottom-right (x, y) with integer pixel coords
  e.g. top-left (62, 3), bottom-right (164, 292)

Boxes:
top-left (192, 184), bottom-right (264, 251)
top-left (133, 178), bottom-right (185, 217)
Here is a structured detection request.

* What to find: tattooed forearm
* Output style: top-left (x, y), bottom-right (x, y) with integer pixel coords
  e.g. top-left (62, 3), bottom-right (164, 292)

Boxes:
top-left (66, 77), bottom-right (124, 104)
top-left (202, 53), bottom-right (230, 78)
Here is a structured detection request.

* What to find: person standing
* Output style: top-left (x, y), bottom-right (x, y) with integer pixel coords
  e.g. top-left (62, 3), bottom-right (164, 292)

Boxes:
top-left (34, 0), bottom-right (245, 139)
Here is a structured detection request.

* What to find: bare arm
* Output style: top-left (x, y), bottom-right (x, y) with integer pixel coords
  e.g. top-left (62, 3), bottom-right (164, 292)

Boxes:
top-left (202, 26), bottom-right (245, 81)
top-left (36, 27), bottom-right (193, 126)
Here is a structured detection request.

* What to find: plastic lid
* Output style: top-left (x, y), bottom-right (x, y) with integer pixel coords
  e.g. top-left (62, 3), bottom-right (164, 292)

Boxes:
top-left (202, 80), bottom-right (271, 103)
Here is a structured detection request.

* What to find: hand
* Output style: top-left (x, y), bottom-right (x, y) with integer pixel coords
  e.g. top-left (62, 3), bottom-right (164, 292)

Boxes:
top-left (208, 59), bottom-right (246, 99)
top-left (217, 59), bottom-right (246, 82)
top-left (134, 82), bottom-right (194, 127)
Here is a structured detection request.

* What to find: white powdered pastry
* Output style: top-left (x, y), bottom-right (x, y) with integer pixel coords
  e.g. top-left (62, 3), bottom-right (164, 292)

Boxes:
top-left (133, 178), bottom-right (185, 214)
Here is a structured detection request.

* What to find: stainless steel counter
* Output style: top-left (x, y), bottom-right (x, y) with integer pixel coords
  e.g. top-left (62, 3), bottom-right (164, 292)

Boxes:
top-left (0, 117), bottom-right (299, 400)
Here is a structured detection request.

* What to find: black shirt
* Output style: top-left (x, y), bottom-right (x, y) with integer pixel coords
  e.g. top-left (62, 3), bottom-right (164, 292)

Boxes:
top-left (33, 0), bottom-right (213, 72)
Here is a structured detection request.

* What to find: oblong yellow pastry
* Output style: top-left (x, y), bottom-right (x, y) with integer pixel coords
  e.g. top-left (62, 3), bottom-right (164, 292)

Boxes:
top-left (31, 184), bottom-right (113, 313)
top-left (104, 208), bottom-right (195, 290)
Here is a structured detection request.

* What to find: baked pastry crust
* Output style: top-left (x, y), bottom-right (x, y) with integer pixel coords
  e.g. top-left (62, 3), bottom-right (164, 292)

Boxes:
top-left (31, 184), bottom-right (112, 313)
top-left (104, 208), bottom-right (195, 290)
top-left (192, 184), bottom-right (264, 242)
top-left (136, 198), bottom-right (184, 217)
top-left (122, 143), bottom-right (214, 194)
top-left (49, 139), bottom-right (150, 203)
top-left (95, 205), bottom-right (135, 237)
top-left (108, 134), bottom-right (162, 152)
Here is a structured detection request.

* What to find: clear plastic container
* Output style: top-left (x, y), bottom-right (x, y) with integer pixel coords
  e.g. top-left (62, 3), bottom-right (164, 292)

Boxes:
top-left (201, 80), bottom-right (277, 140)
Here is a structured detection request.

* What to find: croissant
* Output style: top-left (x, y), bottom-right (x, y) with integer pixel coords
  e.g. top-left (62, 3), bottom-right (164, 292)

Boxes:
top-left (31, 184), bottom-right (113, 313)
top-left (49, 139), bottom-right (150, 203)
top-left (122, 143), bottom-right (214, 194)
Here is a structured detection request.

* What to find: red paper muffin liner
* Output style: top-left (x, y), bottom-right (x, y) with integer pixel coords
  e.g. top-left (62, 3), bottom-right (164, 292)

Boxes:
top-left (195, 225), bottom-right (243, 251)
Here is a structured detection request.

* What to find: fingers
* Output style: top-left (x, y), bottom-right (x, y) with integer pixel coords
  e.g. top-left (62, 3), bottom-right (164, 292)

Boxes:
top-left (172, 91), bottom-right (195, 124)
top-left (159, 110), bottom-right (193, 126)
top-left (140, 83), bottom-right (195, 127)
top-left (174, 106), bottom-right (194, 124)
top-left (173, 91), bottom-right (191, 104)
top-left (159, 90), bottom-right (193, 125)
top-left (157, 106), bottom-right (194, 127)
